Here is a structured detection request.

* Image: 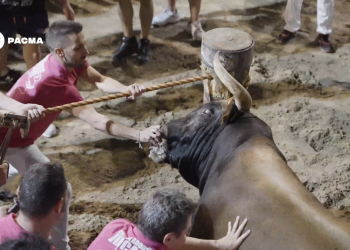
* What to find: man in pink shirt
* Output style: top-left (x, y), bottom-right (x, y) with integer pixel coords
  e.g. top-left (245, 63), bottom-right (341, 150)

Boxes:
top-left (0, 162), bottom-right (68, 249)
top-left (0, 20), bottom-right (162, 250)
top-left (88, 189), bottom-right (250, 250)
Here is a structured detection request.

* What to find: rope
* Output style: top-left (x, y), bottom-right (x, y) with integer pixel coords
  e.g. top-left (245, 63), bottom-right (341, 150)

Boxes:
top-left (45, 75), bottom-right (213, 113)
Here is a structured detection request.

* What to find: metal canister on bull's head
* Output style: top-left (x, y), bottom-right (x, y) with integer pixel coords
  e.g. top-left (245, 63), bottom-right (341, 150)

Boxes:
top-left (201, 27), bottom-right (254, 103)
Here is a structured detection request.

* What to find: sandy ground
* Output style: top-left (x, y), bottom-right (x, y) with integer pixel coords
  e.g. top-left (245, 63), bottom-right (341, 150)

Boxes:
top-left (1, 0), bottom-right (350, 249)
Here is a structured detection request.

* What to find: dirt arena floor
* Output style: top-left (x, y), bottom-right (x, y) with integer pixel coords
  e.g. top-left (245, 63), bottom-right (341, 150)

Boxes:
top-left (1, 0), bottom-right (350, 249)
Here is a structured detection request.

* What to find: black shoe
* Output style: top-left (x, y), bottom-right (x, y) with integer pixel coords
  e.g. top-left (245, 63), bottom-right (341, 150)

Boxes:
top-left (318, 34), bottom-right (335, 53)
top-left (0, 191), bottom-right (16, 201)
top-left (0, 69), bottom-right (21, 85)
top-left (137, 38), bottom-right (151, 64)
top-left (277, 30), bottom-right (296, 45)
top-left (112, 36), bottom-right (139, 68)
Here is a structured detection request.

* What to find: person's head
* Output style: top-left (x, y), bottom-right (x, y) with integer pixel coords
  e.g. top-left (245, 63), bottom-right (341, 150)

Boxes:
top-left (45, 20), bottom-right (89, 68)
top-left (137, 189), bottom-right (196, 249)
top-left (18, 162), bottom-right (67, 224)
top-left (0, 234), bottom-right (52, 250)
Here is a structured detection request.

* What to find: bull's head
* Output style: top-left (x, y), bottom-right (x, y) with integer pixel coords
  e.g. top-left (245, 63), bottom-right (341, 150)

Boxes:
top-left (149, 52), bottom-right (253, 185)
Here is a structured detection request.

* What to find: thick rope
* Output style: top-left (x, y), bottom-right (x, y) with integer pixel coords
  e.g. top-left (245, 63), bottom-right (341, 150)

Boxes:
top-left (45, 75), bottom-right (214, 113)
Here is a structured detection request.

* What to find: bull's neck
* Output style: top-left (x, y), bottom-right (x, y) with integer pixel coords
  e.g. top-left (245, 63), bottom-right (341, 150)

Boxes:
top-left (167, 122), bottom-right (224, 190)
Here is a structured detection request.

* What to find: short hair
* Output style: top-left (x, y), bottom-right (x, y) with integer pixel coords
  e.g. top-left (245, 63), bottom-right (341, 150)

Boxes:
top-left (137, 189), bottom-right (196, 243)
top-left (0, 234), bottom-right (52, 250)
top-left (45, 20), bottom-right (83, 51)
top-left (19, 162), bottom-right (67, 219)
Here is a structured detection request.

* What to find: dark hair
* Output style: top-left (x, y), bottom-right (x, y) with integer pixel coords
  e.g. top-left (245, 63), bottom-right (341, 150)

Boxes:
top-left (0, 234), bottom-right (52, 250)
top-left (19, 162), bottom-right (67, 219)
top-left (137, 189), bottom-right (196, 244)
top-left (45, 20), bottom-right (83, 51)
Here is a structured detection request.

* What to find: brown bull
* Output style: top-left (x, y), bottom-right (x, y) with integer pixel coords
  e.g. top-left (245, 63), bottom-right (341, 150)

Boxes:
top-left (149, 52), bottom-right (350, 249)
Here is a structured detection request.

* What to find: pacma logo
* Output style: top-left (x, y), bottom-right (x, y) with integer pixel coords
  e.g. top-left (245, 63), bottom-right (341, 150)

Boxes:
top-left (0, 32), bottom-right (43, 49)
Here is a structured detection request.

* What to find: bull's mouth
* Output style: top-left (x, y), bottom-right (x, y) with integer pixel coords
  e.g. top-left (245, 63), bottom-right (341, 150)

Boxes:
top-left (149, 138), bottom-right (169, 164)
top-left (149, 126), bottom-right (169, 164)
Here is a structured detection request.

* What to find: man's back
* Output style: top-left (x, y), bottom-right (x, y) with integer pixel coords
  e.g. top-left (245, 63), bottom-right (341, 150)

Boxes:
top-left (88, 219), bottom-right (166, 250)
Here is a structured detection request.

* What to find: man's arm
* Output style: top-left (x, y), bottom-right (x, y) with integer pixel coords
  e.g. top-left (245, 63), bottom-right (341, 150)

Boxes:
top-left (80, 66), bottom-right (145, 99)
top-left (70, 105), bottom-right (161, 144)
top-left (0, 92), bottom-right (45, 121)
top-left (182, 217), bottom-right (250, 250)
top-left (61, 0), bottom-right (75, 20)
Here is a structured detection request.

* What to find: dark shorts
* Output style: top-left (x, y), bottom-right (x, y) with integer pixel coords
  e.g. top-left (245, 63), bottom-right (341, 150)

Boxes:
top-left (0, 9), bottom-right (49, 41)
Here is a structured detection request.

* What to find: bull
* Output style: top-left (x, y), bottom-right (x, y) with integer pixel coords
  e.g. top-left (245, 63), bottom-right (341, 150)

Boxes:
top-left (149, 52), bottom-right (350, 249)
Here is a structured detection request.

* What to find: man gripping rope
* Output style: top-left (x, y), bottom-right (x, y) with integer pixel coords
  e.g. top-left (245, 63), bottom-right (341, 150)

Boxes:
top-left (0, 20), bottom-right (162, 250)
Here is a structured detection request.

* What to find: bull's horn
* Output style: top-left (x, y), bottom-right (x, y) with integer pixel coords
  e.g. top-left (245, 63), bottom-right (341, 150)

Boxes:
top-left (213, 51), bottom-right (252, 112)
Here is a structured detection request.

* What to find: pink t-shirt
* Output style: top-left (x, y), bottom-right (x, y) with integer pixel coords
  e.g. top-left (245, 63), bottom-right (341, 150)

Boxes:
top-left (87, 219), bottom-right (167, 250)
top-left (0, 213), bottom-right (27, 244)
top-left (0, 54), bottom-right (89, 148)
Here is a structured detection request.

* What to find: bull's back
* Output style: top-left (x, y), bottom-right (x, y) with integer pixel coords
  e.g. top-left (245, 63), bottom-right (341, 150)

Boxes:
top-left (191, 136), bottom-right (350, 250)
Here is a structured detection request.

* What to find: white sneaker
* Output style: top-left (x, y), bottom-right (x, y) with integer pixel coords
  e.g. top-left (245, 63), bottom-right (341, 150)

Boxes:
top-left (152, 9), bottom-right (181, 27)
top-left (42, 124), bottom-right (58, 138)
top-left (187, 21), bottom-right (205, 41)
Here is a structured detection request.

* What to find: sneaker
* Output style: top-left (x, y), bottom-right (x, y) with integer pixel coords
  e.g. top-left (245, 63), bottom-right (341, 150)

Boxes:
top-left (152, 9), bottom-right (180, 27)
top-left (0, 69), bottom-right (21, 85)
top-left (187, 21), bottom-right (205, 41)
top-left (42, 124), bottom-right (58, 138)
top-left (137, 38), bottom-right (151, 64)
top-left (112, 36), bottom-right (138, 68)
top-left (318, 34), bottom-right (335, 53)
top-left (8, 44), bottom-right (24, 60)
top-left (277, 30), bottom-right (296, 45)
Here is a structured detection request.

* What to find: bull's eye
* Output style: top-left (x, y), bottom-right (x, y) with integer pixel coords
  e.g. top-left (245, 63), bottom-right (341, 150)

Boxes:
top-left (202, 109), bottom-right (212, 116)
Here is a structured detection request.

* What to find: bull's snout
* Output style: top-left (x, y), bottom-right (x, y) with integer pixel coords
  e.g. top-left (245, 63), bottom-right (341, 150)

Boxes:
top-left (149, 125), bottom-right (169, 164)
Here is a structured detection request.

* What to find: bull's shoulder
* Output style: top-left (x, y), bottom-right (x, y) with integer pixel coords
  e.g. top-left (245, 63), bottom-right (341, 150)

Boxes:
top-left (238, 135), bottom-right (286, 163)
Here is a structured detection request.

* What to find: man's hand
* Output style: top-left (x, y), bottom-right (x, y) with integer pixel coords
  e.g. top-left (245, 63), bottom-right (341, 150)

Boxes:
top-left (139, 125), bottom-right (162, 145)
top-left (216, 216), bottom-right (250, 250)
top-left (0, 206), bottom-right (9, 217)
top-left (15, 103), bottom-right (46, 123)
top-left (62, 0), bottom-right (75, 20)
top-left (126, 84), bottom-right (146, 100)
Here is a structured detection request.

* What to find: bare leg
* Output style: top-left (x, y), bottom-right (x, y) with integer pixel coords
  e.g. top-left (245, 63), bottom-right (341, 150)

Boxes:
top-left (168, 0), bottom-right (176, 11)
top-left (140, 0), bottom-right (154, 39)
top-left (189, 0), bottom-right (201, 23)
top-left (0, 43), bottom-right (10, 77)
top-left (118, 0), bottom-right (134, 38)
top-left (22, 44), bottom-right (41, 70)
